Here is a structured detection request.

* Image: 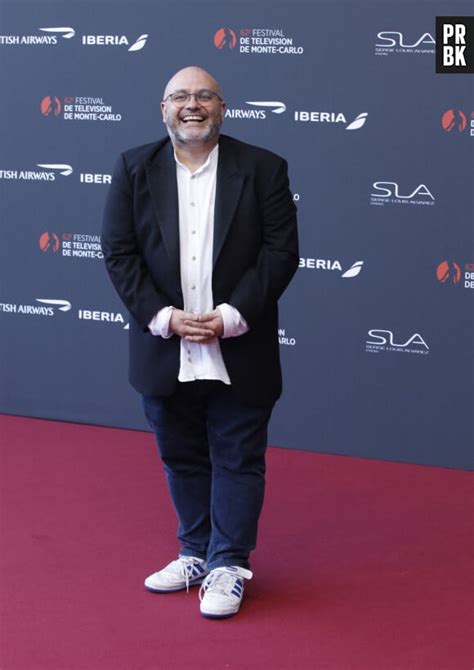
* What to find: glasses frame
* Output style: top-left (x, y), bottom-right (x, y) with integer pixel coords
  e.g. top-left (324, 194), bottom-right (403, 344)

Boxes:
top-left (162, 89), bottom-right (223, 106)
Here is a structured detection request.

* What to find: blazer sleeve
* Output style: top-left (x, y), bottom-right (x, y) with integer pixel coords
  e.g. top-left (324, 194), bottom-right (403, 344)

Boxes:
top-left (101, 154), bottom-right (170, 331)
top-left (227, 158), bottom-right (299, 327)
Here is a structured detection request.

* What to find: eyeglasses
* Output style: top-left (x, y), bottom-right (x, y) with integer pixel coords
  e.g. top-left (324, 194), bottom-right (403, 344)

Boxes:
top-left (163, 89), bottom-right (223, 106)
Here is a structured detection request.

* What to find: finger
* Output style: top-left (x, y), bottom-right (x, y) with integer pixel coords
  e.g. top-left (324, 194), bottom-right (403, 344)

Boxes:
top-left (196, 311), bottom-right (217, 322)
top-left (183, 320), bottom-right (213, 332)
top-left (185, 335), bottom-right (216, 343)
top-left (182, 325), bottom-right (215, 337)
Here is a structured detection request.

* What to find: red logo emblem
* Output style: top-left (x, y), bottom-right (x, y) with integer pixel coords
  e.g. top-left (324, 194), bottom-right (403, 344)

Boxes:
top-left (214, 28), bottom-right (237, 49)
top-left (41, 96), bottom-right (62, 117)
top-left (441, 109), bottom-right (467, 132)
top-left (436, 260), bottom-right (461, 284)
top-left (39, 232), bottom-right (60, 253)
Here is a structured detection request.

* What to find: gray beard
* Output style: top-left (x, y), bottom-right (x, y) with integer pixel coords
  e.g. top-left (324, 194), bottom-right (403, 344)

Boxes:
top-left (166, 120), bottom-right (221, 145)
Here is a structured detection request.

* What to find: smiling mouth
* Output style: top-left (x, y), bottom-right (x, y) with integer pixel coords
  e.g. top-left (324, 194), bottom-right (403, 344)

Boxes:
top-left (181, 115), bottom-right (206, 123)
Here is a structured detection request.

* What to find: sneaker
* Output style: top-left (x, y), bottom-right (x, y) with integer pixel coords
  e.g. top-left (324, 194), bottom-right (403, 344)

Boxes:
top-left (199, 566), bottom-right (253, 618)
top-left (144, 556), bottom-right (208, 593)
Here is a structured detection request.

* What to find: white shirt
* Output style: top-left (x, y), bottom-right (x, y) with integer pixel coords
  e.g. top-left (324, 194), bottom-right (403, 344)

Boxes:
top-left (148, 144), bottom-right (249, 383)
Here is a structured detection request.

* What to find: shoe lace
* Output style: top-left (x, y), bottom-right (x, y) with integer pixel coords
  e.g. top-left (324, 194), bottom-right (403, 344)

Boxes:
top-left (177, 556), bottom-right (203, 593)
top-left (199, 568), bottom-right (247, 602)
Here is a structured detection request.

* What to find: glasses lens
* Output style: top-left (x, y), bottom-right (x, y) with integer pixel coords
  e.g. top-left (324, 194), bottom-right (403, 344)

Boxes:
top-left (197, 90), bottom-right (215, 103)
top-left (170, 92), bottom-right (188, 105)
top-left (168, 90), bottom-right (219, 105)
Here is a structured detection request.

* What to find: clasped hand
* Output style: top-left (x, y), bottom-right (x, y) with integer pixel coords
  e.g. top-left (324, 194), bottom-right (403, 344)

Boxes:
top-left (169, 309), bottom-right (224, 343)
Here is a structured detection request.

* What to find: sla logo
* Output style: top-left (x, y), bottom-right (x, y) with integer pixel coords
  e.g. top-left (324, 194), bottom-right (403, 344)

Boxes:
top-left (214, 28), bottom-right (238, 49)
top-left (436, 260), bottom-right (461, 284)
top-left (81, 34), bottom-right (148, 51)
top-left (41, 96), bottom-right (62, 116)
top-left (375, 31), bottom-right (435, 55)
top-left (299, 259), bottom-right (364, 278)
top-left (366, 329), bottom-right (429, 355)
top-left (294, 111), bottom-right (368, 130)
top-left (225, 101), bottom-right (286, 120)
top-left (370, 182), bottom-right (435, 206)
top-left (39, 232), bottom-right (60, 253)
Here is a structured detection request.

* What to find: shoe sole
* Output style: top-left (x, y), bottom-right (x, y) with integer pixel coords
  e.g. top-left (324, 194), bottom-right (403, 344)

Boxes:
top-left (200, 610), bottom-right (239, 619)
top-left (144, 578), bottom-right (206, 593)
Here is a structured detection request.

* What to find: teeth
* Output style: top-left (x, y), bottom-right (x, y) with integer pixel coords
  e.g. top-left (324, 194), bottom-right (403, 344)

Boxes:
top-left (182, 116), bottom-right (204, 122)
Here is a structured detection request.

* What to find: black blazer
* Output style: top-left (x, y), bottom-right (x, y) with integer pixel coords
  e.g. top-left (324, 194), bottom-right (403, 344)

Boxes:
top-left (102, 134), bottom-right (298, 407)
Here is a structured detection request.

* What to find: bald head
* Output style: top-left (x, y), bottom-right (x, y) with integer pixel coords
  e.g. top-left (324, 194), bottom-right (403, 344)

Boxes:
top-left (163, 66), bottom-right (223, 101)
top-left (160, 65), bottom-right (226, 149)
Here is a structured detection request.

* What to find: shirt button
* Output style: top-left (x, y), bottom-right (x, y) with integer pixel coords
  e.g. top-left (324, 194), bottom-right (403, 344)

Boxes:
top-left (192, 230), bottom-right (196, 235)
top-left (192, 256), bottom-right (196, 261)
top-left (191, 285), bottom-right (196, 290)
top-left (190, 202), bottom-right (195, 207)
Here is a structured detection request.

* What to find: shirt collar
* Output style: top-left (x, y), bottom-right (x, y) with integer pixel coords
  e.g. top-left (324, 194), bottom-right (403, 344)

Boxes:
top-left (174, 143), bottom-right (219, 176)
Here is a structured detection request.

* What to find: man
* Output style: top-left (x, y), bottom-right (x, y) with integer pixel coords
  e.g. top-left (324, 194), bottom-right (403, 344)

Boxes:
top-left (102, 66), bottom-right (298, 619)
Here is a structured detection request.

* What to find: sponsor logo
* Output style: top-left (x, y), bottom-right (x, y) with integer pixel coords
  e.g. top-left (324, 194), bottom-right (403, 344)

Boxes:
top-left (39, 232), bottom-right (60, 253)
top-left (370, 182), bottom-right (435, 206)
top-left (0, 298), bottom-right (128, 329)
top-left (0, 163), bottom-right (72, 181)
top-left (441, 109), bottom-right (474, 137)
top-left (278, 327), bottom-right (296, 347)
top-left (39, 232), bottom-right (103, 259)
top-left (214, 27), bottom-right (304, 55)
top-left (366, 329), bottom-right (429, 355)
top-left (0, 28), bottom-right (147, 51)
top-left (436, 17), bottom-right (474, 73)
top-left (436, 260), bottom-right (474, 289)
top-left (375, 31), bottom-right (435, 56)
top-left (299, 259), bottom-right (364, 278)
top-left (78, 309), bottom-right (128, 328)
top-left (0, 26), bottom-right (75, 46)
top-left (81, 34), bottom-right (148, 51)
top-left (0, 163), bottom-right (110, 184)
top-left (225, 100), bottom-right (286, 120)
top-left (35, 298), bottom-right (71, 312)
top-left (41, 96), bottom-right (62, 116)
top-left (214, 28), bottom-right (238, 49)
top-left (0, 298), bottom-right (71, 317)
top-left (39, 27), bottom-right (75, 39)
top-left (40, 95), bottom-right (122, 122)
top-left (294, 111), bottom-right (368, 130)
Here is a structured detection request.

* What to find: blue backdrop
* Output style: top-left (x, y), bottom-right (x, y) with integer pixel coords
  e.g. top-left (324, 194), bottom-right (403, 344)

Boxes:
top-left (1, 0), bottom-right (473, 468)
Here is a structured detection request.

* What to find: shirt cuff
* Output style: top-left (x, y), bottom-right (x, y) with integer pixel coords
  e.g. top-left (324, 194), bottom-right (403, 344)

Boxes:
top-left (148, 306), bottom-right (174, 338)
top-left (216, 303), bottom-right (249, 339)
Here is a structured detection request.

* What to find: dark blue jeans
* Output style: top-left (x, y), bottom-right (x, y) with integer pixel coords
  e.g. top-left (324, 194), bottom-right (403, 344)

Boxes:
top-left (143, 381), bottom-right (272, 570)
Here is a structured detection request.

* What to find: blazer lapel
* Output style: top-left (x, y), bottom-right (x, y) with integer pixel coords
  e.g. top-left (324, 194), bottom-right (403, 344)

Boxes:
top-left (145, 141), bottom-right (180, 277)
top-left (213, 138), bottom-right (245, 267)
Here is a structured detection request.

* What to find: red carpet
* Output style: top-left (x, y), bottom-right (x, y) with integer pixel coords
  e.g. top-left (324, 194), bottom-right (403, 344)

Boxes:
top-left (0, 414), bottom-right (472, 670)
